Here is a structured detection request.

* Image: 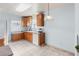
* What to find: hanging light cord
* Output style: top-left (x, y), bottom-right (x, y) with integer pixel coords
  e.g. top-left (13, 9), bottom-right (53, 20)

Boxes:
top-left (48, 3), bottom-right (49, 16)
top-left (47, 3), bottom-right (52, 20)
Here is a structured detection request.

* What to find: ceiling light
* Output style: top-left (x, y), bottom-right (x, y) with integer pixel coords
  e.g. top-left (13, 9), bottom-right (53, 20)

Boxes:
top-left (46, 3), bottom-right (52, 20)
top-left (16, 4), bottom-right (32, 12)
top-left (46, 16), bottom-right (52, 19)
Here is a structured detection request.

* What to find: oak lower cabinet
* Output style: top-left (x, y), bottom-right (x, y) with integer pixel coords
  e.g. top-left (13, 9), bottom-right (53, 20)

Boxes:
top-left (24, 32), bottom-right (33, 42)
top-left (11, 32), bottom-right (24, 41)
top-left (33, 32), bottom-right (45, 46)
top-left (38, 32), bottom-right (45, 46)
top-left (0, 38), bottom-right (4, 47)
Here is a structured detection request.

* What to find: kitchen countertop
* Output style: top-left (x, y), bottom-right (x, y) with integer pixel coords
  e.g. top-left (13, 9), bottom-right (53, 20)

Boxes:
top-left (11, 31), bottom-right (23, 34)
top-left (24, 31), bottom-right (34, 32)
top-left (11, 31), bottom-right (44, 34)
top-left (11, 31), bottom-right (34, 34)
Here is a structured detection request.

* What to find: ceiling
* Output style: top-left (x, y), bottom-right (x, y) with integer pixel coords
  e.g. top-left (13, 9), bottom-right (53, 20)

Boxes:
top-left (39, 3), bottom-right (64, 9)
top-left (0, 3), bottom-right (18, 12)
top-left (0, 3), bottom-right (64, 16)
top-left (0, 3), bottom-right (33, 15)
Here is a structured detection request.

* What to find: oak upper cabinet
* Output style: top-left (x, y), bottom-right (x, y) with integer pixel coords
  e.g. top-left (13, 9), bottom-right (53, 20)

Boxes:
top-left (21, 16), bottom-right (32, 27)
top-left (24, 32), bottom-right (33, 42)
top-left (37, 12), bottom-right (44, 26)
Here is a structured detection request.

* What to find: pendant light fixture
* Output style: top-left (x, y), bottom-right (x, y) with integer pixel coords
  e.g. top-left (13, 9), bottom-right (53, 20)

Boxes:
top-left (46, 3), bottom-right (52, 20)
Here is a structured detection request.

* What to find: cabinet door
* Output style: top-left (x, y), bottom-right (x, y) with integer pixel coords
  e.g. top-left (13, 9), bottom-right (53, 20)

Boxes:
top-left (37, 13), bottom-right (44, 26)
top-left (22, 18), bottom-right (27, 27)
top-left (24, 32), bottom-right (33, 42)
top-left (0, 39), bottom-right (4, 47)
top-left (39, 32), bottom-right (45, 45)
top-left (27, 32), bottom-right (33, 42)
top-left (11, 33), bottom-right (23, 41)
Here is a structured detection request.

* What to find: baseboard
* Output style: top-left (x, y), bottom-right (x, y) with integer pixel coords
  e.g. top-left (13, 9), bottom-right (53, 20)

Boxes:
top-left (46, 44), bottom-right (75, 56)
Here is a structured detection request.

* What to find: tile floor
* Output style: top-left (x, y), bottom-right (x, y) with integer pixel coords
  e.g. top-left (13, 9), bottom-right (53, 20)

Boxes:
top-left (8, 40), bottom-right (74, 56)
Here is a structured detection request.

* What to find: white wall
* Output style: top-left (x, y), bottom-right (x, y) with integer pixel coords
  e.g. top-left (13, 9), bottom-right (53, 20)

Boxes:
top-left (0, 12), bottom-right (21, 41)
top-left (75, 4), bottom-right (79, 44)
top-left (43, 4), bottom-right (75, 53)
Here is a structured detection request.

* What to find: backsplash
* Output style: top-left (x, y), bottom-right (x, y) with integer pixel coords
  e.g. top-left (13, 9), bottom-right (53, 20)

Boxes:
top-left (11, 20), bottom-right (22, 32)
